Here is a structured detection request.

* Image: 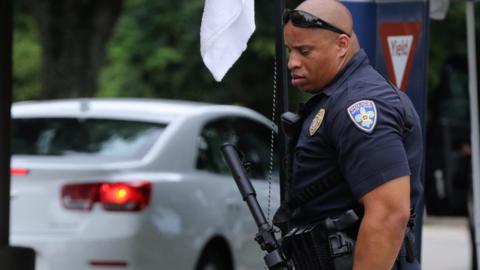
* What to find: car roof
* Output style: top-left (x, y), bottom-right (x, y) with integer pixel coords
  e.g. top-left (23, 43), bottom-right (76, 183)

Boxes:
top-left (11, 98), bottom-right (267, 124)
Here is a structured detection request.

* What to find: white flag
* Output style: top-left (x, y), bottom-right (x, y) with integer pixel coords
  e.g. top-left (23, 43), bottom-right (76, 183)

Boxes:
top-left (430, 0), bottom-right (449, 20)
top-left (200, 0), bottom-right (255, 82)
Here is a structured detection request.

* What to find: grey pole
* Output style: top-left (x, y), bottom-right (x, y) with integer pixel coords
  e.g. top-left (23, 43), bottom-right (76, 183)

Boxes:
top-left (466, 2), bottom-right (480, 269)
top-left (0, 1), bottom-right (35, 269)
top-left (0, 0), bottom-right (13, 249)
top-left (274, 0), bottom-right (289, 203)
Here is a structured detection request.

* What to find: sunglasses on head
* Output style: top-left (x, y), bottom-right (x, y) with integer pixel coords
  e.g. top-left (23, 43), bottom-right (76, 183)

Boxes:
top-left (282, 9), bottom-right (351, 37)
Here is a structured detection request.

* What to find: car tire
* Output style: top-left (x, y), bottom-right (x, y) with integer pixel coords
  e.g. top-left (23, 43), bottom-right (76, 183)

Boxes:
top-left (195, 248), bottom-right (230, 270)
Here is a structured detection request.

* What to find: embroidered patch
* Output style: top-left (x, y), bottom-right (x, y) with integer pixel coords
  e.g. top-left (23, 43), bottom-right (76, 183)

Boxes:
top-left (309, 108), bottom-right (326, 136)
top-left (347, 100), bottom-right (377, 133)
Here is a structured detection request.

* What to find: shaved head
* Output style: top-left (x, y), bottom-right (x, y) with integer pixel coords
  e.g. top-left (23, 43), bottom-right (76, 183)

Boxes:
top-left (283, 0), bottom-right (360, 92)
top-left (296, 0), bottom-right (353, 36)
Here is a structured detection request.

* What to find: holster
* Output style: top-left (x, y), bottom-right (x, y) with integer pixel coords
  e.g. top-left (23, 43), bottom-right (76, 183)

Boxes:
top-left (279, 209), bottom-right (417, 270)
top-left (281, 209), bottom-right (360, 270)
top-left (393, 213), bottom-right (417, 270)
top-left (324, 210), bottom-right (359, 270)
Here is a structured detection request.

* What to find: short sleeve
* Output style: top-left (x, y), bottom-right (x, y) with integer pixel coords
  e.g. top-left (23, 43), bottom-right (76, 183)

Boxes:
top-left (329, 97), bottom-right (411, 200)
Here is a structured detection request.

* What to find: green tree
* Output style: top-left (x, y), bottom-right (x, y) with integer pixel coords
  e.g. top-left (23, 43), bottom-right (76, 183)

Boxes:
top-left (13, 2), bottom-right (42, 101)
top-left (98, 0), bottom-right (300, 116)
top-left (13, 0), bottom-right (124, 100)
top-left (11, 0), bottom-right (321, 114)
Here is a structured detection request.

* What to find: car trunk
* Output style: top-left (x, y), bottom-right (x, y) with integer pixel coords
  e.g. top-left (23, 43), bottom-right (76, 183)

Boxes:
top-left (10, 157), bottom-right (124, 234)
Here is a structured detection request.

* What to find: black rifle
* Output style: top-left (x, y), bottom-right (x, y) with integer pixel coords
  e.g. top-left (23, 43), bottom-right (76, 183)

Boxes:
top-left (221, 143), bottom-right (291, 270)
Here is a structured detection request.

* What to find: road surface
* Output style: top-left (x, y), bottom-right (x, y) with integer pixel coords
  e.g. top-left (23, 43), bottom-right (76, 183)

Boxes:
top-left (422, 216), bottom-right (471, 270)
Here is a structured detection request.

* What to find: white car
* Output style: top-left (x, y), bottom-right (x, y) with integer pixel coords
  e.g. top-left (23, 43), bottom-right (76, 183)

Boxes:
top-left (10, 98), bottom-right (280, 270)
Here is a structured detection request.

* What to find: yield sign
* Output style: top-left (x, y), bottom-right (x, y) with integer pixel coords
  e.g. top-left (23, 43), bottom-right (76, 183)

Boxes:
top-left (380, 22), bottom-right (421, 91)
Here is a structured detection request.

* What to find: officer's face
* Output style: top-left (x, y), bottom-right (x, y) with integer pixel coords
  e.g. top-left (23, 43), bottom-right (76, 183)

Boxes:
top-left (284, 22), bottom-right (343, 93)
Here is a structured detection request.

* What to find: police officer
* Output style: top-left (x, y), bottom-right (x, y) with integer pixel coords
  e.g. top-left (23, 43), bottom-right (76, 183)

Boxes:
top-left (280, 0), bottom-right (423, 269)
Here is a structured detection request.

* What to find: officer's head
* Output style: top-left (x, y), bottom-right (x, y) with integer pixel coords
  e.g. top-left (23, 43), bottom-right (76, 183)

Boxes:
top-left (283, 0), bottom-right (359, 93)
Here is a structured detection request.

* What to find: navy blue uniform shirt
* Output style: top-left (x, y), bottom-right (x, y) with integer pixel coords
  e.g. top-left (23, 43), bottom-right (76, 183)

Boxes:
top-left (291, 49), bottom-right (424, 224)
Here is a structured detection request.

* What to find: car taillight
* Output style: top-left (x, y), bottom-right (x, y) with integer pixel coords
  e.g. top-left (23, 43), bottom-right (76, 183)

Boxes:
top-left (61, 183), bottom-right (100, 211)
top-left (100, 182), bottom-right (151, 211)
top-left (10, 168), bottom-right (29, 176)
top-left (61, 181), bottom-right (151, 212)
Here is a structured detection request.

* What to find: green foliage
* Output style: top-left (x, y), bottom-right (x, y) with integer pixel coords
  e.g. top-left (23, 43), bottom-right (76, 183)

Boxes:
top-left (98, 0), bottom-right (285, 116)
top-left (13, 0), bottom-right (480, 116)
top-left (12, 3), bottom-right (42, 101)
top-left (12, 0), bottom-right (286, 115)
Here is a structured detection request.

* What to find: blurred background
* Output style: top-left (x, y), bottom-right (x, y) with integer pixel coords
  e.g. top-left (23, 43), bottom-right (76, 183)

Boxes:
top-left (12, 0), bottom-right (308, 116)
top-left (9, 0), bottom-right (480, 269)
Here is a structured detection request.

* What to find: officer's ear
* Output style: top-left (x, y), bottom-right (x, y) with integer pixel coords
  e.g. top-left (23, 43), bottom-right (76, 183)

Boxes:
top-left (336, 34), bottom-right (350, 57)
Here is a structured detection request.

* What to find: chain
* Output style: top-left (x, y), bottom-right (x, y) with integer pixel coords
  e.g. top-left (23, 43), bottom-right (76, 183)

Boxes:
top-left (266, 57), bottom-right (278, 222)
top-left (263, 57), bottom-right (278, 270)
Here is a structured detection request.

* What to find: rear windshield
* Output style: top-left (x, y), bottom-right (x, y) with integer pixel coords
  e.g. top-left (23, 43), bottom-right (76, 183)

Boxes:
top-left (12, 118), bottom-right (166, 159)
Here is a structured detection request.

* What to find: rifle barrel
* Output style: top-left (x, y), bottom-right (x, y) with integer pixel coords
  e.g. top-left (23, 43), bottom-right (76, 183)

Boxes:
top-left (221, 143), bottom-right (269, 229)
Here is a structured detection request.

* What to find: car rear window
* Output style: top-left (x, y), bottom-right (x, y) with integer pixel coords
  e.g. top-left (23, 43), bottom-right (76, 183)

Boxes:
top-left (12, 118), bottom-right (166, 159)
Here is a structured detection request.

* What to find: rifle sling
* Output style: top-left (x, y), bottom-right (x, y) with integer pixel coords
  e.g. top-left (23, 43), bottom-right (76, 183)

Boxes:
top-left (284, 170), bottom-right (343, 212)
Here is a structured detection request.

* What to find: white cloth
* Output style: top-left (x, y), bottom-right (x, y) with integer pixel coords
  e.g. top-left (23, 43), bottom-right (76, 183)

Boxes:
top-left (430, 0), bottom-right (450, 20)
top-left (200, 0), bottom-right (255, 82)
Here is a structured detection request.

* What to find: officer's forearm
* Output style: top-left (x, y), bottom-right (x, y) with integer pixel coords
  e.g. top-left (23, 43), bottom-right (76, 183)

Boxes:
top-left (352, 211), bottom-right (409, 270)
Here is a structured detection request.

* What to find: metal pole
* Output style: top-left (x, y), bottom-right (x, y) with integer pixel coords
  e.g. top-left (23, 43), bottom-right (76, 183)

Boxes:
top-left (274, 0), bottom-right (289, 203)
top-left (0, 2), bottom-right (36, 269)
top-left (0, 0), bottom-right (13, 249)
top-left (465, 2), bottom-right (480, 269)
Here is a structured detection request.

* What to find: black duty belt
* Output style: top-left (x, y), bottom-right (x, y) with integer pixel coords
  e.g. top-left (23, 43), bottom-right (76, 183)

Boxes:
top-left (281, 209), bottom-right (360, 270)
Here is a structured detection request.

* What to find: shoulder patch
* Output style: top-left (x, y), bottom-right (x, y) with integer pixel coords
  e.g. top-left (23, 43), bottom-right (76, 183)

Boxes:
top-left (309, 108), bottom-right (326, 136)
top-left (347, 100), bottom-right (377, 133)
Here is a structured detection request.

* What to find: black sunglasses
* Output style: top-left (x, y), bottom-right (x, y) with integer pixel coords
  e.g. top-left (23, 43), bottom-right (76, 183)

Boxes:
top-left (282, 9), bottom-right (351, 37)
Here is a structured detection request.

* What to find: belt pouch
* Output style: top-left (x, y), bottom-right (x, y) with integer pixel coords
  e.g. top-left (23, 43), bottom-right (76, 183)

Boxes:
top-left (293, 227), bottom-right (314, 270)
top-left (282, 228), bottom-right (303, 270)
top-left (285, 227), bottom-right (309, 270)
top-left (298, 224), bottom-right (321, 270)
top-left (309, 222), bottom-right (335, 270)
top-left (303, 224), bottom-right (324, 269)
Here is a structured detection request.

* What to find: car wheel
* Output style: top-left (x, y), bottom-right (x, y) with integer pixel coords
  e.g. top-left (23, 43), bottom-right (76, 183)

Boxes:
top-left (195, 248), bottom-right (230, 270)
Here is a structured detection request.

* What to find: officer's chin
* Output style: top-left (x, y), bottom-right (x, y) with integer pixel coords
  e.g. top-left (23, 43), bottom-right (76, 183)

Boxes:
top-left (292, 80), bottom-right (323, 93)
top-left (298, 85), bottom-right (322, 94)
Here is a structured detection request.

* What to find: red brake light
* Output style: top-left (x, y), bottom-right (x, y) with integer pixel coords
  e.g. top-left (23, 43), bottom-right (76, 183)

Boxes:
top-left (100, 182), bottom-right (151, 211)
top-left (11, 168), bottom-right (29, 176)
top-left (61, 181), bottom-right (151, 212)
top-left (61, 183), bottom-right (100, 211)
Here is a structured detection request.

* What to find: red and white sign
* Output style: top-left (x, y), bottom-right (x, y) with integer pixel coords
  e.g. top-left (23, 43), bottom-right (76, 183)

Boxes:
top-left (380, 22), bottom-right (421, 91)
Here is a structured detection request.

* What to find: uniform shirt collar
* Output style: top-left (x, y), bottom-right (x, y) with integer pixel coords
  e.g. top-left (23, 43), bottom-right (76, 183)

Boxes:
top-left (320, 49), bottom-right (368, 97)
top-left (299, 49), bottom-right (368, 116)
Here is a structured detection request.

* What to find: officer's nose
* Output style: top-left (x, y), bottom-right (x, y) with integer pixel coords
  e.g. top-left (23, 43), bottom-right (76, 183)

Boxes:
top-left (287, 53), bottom-right (300, 71)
